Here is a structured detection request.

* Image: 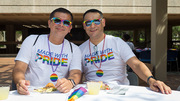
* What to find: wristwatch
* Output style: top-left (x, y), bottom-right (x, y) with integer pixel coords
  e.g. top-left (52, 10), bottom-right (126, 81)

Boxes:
top-left (68, 79), bottom-right (76, 88)
top-left (147, 76), bottom-right (155, 85)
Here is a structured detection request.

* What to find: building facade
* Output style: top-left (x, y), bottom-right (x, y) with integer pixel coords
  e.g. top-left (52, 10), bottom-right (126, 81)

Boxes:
top-left (0, 0), bottom-right (180, 80)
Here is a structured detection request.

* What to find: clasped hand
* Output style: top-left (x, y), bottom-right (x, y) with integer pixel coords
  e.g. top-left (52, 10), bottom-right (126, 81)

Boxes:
top-left (55, 78), bottom-right (73, 93)
top-left (17, 78), bottom-right (73, 95)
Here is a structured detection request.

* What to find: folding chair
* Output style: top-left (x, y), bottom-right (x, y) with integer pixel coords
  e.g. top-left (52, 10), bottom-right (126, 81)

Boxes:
top-left (127, 72), bottom-right (139, 86)
top-left (139, 50), bottom-right (151, 63)
top-left (167, 50), bottom-right (179, 71)
top-left (177, 85), bottom-right (180, 91)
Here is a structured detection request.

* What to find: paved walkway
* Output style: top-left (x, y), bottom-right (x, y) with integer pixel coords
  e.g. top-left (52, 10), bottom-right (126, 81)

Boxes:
top-left (0, 57), bottom-right (180, 90)
top-left (0, 64), bottom-right (13, 85)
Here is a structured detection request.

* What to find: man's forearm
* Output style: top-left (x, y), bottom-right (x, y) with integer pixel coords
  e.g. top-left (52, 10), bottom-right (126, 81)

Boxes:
top-left (13, 69), bottom-right (26, 84)
top-left (127, 57), bottom-right (153, 84)
top-left (12, 61), bottom-right (28, 84)
top-left (68, 70), bottom-right (82, 85)
top-left (132, 62), bottom-right (153, 83)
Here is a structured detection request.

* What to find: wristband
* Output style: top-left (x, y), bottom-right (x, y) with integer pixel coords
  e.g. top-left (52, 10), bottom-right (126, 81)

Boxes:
top-left (147, 76), bottom-right (154, 85)
top-left (68, 79), bottom-right (76, 88)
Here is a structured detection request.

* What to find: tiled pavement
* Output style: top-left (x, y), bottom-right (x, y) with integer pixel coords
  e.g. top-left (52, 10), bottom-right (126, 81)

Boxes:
top-left (0, 64), bottom-right (13, 85)
top-left (164, 72), bottom-right (180, 90)
top-left (0, 57), bottom-right (180, 90)
top-left (0, 57), bottom-right (15, 90)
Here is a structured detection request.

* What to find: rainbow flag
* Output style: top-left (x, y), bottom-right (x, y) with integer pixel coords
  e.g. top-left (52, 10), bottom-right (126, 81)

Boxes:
top-left (68, 87), bottom-right (87, 101)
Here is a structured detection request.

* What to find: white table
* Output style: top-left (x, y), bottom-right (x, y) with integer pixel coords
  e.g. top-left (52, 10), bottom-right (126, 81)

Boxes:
top-left (3, 84), bottom-right (180, 101)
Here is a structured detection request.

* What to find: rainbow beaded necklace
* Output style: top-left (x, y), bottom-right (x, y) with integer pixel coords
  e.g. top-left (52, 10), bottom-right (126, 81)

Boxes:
top-left (89, 34), bottom-right (106, 77)
top-left (47, 35), bottom-right (64, 82)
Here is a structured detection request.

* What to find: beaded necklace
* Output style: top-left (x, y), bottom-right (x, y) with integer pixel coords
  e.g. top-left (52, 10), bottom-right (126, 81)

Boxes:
top-left (47, 35), bottom-right (64, 82)
top-left (88, 34), bottom-right (106, 77)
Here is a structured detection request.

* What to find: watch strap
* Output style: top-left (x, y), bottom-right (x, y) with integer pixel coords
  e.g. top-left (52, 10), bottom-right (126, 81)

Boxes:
top-left (147, 76), bottom-right (155, 85)
top-left (68, 79), bottom-right (76, 88)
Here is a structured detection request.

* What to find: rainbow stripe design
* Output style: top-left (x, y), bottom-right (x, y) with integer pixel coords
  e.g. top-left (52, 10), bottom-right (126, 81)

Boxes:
top-left (35, 50), bottom-right (69, 67)
top-left (68, 87), bottom-right (87, 101)
top-left (84, 50), bottom-right (115, 66)
top-left (50, 73), bottom-right (58, 82)
top-left (96, 69), bottom-right (104, 77)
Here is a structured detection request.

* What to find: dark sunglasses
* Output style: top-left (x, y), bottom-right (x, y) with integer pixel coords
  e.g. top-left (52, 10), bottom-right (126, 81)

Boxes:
top-left (51, 17), bottom-right (72, 27)
top-left (83, 18), bottom-right (102, 27)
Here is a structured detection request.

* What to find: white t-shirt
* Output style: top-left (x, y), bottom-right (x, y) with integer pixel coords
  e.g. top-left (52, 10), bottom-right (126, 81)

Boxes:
top-left (15, 34), bottom-right (82, 86)
top-left (126, 42), bottom-right (135, 50)
top-left (79, 35), bottom-right (135, 85)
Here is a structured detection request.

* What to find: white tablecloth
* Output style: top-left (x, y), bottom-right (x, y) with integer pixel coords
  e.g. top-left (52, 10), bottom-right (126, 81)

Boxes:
top-left (3, 84), bottom-right (180, 101)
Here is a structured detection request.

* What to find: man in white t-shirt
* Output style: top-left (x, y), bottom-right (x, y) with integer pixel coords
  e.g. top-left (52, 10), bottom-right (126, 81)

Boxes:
top-left (122, 33), bottom-right (135, 50)
top-left (13, 8), bottom-right (82, 95)
top-left (122, 33), bottom-right (135, 72)
top-left (79, 9), bottom-right (171, 94)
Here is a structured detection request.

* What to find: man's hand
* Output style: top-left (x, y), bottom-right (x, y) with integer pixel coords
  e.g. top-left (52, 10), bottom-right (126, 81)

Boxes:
top-left (55, 78), bottom-right (73, 93)
top-left (149, 78), bottom-right (172, 94)
top-left (16, 80), bottom-right (30, 95)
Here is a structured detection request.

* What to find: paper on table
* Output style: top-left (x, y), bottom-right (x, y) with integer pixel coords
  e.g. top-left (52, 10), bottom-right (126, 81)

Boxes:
top-left (107, 85), bottom-right (129, 95)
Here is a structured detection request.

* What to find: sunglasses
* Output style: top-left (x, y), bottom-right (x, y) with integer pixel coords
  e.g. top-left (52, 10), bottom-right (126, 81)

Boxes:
top-left (51, 17), bottom-right (72, 27)
top-left (83, 18), bottom-right (102, 27)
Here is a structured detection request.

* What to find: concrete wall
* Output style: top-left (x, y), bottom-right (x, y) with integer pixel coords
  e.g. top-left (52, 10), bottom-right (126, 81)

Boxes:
top-left (168, 0), bottom-right (180, 14)
top-left (0, 0), bottom-right (180, 14)
top-left (0, 0), bottom-right (150, 13)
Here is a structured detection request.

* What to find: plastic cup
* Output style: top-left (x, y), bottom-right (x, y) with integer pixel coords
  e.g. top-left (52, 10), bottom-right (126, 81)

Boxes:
top-left (0, 84), bottom-right (10, 100)
top-left (87, 81), bottom-right (101, 95)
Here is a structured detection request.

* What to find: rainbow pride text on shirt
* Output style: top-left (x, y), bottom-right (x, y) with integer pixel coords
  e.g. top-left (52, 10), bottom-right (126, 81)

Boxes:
top-left (84, 51), bottom-right (114, 66)
top-left (35, 53), bottom-right (68, 66)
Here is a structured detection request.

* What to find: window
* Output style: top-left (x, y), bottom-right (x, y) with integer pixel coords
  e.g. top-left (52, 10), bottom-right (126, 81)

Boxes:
top-left (105, 30), bottom-right (133, 40)
top-left (15, 31), bottom-right (22, 48)
top-left (138, 30), bottom-right (145, 43)
top-left (172, 26), bottom-right (180, 49)
top-left (105, 30), bottom-right (122, 38)
top-left (0, 31), bottom-right (6, 48)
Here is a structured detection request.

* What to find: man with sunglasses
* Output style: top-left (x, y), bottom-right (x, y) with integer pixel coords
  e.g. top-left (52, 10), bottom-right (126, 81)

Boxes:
top-left (79, 9), bottom-right (171, 94)
top-left (13, 8), bottom-right (82, 95)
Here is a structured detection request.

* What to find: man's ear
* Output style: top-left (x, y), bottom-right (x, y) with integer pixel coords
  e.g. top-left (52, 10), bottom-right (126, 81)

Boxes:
top-left (48, 20), bottom-right (51, 28)
top-left (69, 25), bottom-right (72, 33)
top-left (83, 22), bottom-right (86, 30)
top-left (102, 18), bottom-right (106, 27)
